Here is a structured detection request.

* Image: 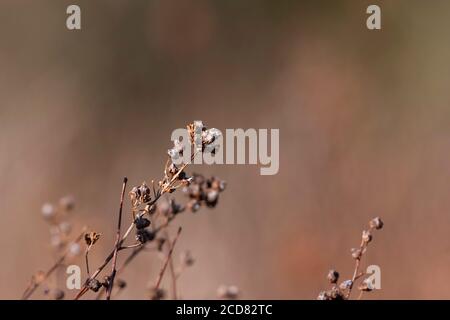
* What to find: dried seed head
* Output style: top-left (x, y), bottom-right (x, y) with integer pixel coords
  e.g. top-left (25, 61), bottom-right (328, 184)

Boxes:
top-left (33, 271), bottom-right (46, 284)
top-left (170, 199), bottom-right (185, 215)
top-left (217, 285), bottom-right (240, 300)
top-left (84, 232), bottom-right (101, 246)
top-left (369, 217), bottom-right (384, 230)
top-left (136, 229), bottom-right (155, 244)
top-left (139, 182), bottom-right (151, 203)
top-left (116, 279), bottom-right (127, 289)
top-left (358, 279), bottom-right (374, 292)
top-left (148, 287), bottom-right (165, 300)
top-left (50, 235), bottom-right (64, 249)
top-left (168, 163), bottom-right (178, 175)
top-left (145, 204), bottom-right (157, 215)
top-left (187, 199), bottom-right (201, 213)
top-left (329, 286), bottom-right (345, 300)
top-left (180, 250), bottom-right (195, 267)
top-left (41, 203), bottom-right (56, 220)
top-left (49, 288), bottom-right (65, 300)
top-left (327, 269), bottom-right (339, 284)
top-left (129, 186), bottom-right (141, 201)
top-left (185, 184), bottom-right (201, 199)
top-left (211, 179), bottom-right (226, 192)
top-left (157, 200), bottom-right (171, 216)
top-left (202, 128), bottom-right (222, 145)
top-left (205, 190), bottom-right (219, 207)
top-left (68, 242), bottom-right (81, 257)
top-left (156, 237), bottom-right (166, 251)
top-left (351, 248), bottom-right (362, 260)
top-left (339, 280), bottom-right (353, 290)
top-left (362, 230), bottom-right (372, 244)
top-left (317, 291), bottom-right (329, 300)
top-left (168, 139), bottom-right (184, 161)
top-left (88, 279), bottom-right (102, 292)
top-left (59, 221), bottom-right (72, 235)
top-left (59, 195), bottom-right (75, 212)
top-left (134, 216), bottom-right (151, 230)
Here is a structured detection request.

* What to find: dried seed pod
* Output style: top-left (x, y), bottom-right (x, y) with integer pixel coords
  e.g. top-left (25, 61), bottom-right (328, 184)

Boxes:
top-left (33, 271), bottom-right (46, 284)
top-left (211, 179), bottom-right (226, 192)
top-left (168, 163), bottom-right (178, 175)
top-left (129, 186), bottom-right (141, 201)
top-left (50, 235), bottom-right (64, 249)
top-left (145, 204), bottom-right (157, 215)
top-left (362, 230), bottom-right (372, 244)
top-left (369, 217), bottom-right (383, 230)
top-left (41, 203), bottom-right (56, 220)
top-left (139, 182), bottom-right (151, 203)
top-left (329, 286), bottom-right (344, 300)
top-left (180, 250), bottom-right (195, 267)
top-left (185, 184), bottom-right (201, 199)
top-left (49, 288), bottom-right (65, 300)
top-left (158, 200), bottom-right (171, 216)
top-left (59, 195), bottom-right (75, 212)
top-left (178, 171), bottom-right (188, 181)
top-left (156, 237), bottom-right (166, 251)
top-left (68, 242), bottom-right (81, 257)
top-left (148, 287), bottom-right (165, 300)
top-left (351, 248), bottom-right (362, 260)
top-left (317, 291), bottom-right (329, 300)
top-left (339, 280), bottom-right (353, 290)
top-left (202, 128), bottom-right (221, 145)
top-left (170, 199), bottom-right (185, 215)
top-left (187, 199), bottom-right (201, 213)
top-left (136, 229), bottom-right (155, 244)
top-left (358, 279), bottom-right (374, 292)
top-left (84, 232), bottom-right (101, 246)
top-left (192, 173), bottom-right (205, 185)
top-left (88, 279), bottom-right (102, 292)
top-left (205, 190), bottom-right (219, 207)
top-left (59, 221), bottom-right (72, 235)
top-left (116, 279), bottom-right (127, 289)
top-left (134, 216), bottom-right (151, 230)
top-left (327, 270), bottom-right (339, 284)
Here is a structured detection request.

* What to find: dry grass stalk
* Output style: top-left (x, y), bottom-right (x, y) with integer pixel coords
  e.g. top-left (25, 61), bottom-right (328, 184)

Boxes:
top-left (23, 121), bottom-right (226, 300)
top-left (317, 217), bottom-right (384, 300)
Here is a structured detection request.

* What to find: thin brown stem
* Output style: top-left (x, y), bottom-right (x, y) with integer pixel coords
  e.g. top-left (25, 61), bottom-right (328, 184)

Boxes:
top-left (154, 227), bottom-right (182, 291)
top-left (347, 226), bottom-right (375, 299)
top-left (74, 152), bottom-right (194, 300)
top-left (164, 230), bottom-right (177, 299)
top-left (22, 228), bottom-right (86, 300)
top-left (85, 244), bottom-right (93, 276)
top-left (105, 177), bottom-right (128, 300)
top-left (74, 198), bottom-right (160, 300)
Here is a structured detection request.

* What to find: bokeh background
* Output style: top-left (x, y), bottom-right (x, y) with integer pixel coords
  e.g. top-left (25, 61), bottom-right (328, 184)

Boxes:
top-left (1, 0), bottom-right (450, 299)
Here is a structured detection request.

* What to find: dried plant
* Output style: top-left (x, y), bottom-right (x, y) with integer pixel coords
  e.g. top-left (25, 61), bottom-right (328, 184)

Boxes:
top-left (22, 196), bottom-right (85, 300)
top-left (23, 121), bottom-right (227, 300)
top-left (317, 217), bottom-right (384, 300)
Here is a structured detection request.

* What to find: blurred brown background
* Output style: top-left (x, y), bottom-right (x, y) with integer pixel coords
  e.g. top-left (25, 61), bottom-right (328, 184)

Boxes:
top-left (1, 0), bottom-right (450, 299)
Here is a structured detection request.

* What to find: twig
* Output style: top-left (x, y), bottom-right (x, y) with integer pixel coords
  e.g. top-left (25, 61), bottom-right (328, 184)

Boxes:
top-left (22, 227), bottom-right (86, 300)
top-left (154, 227), bottom-right (182, 291)
top-left (347, 226), bottom-right (374, 299)
top-left (164, 230), bottom-right (178, 299)
top-left (105, 177), bottom-right (128, 300)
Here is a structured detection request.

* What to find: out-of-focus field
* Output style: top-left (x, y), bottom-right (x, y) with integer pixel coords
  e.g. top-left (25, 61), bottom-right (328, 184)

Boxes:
top-left (1, 0), bottom-right (450, 299)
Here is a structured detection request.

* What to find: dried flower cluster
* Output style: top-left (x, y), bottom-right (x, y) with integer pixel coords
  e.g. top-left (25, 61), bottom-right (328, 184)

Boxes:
top-left (22, 196), bottom-right (85, 300)
top-left (23, 121), bottom-right (229, 300)
top-left (317, 217), bottom-right (384, 300)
